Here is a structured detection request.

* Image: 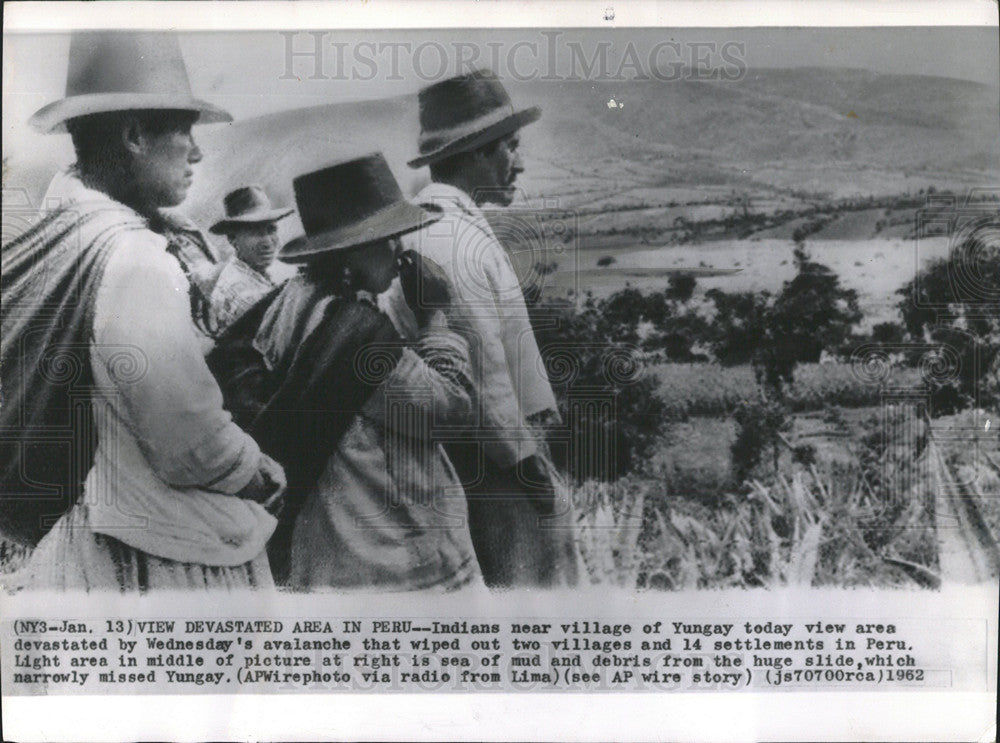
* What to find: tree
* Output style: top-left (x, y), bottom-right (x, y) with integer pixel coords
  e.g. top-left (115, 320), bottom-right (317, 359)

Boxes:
top-left (639, 275), bottom-right (711, 361)
top-left (665, 273), bottom-right (697, 303)
top-left (526, 291), bottom-right (669, 483)
top-left (706, 289), bottom-right (772, 366)
top-left (895, 229), bottom-right (1000, 412)
top-left (731, 395), bottom-right (791, 483)
top-left (769, 246), bottom-right (863, 365)
top-left (719, 243), bottom-right (861, 485)
top-left (707, 246), bottom-right (861, 381)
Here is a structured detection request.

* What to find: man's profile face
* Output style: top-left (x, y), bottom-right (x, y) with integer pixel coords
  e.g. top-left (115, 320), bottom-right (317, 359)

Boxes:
top-left (228, 222), bottom-right (280, 274)
top-left (131, 120), bottom-right (202, 208)
top-left (475, 132), bottom-right (524, 207)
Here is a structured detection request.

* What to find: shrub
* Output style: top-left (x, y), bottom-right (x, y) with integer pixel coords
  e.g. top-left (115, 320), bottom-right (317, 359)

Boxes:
top-left (871, 321), bottom-right (906, 344)
top-left (705, 289), bottom-right (771, 365)
top-left (707, 245), bottom-right (862, 389)
top-left (731, 395), bottom-right (790, 484)
top-left (619, 462), bottom-right (936, 589)
top-left (895, 229), bottom-right (1000, 412)
top-left (527, 293), bottom-right (669, 482)
top-left (792, 217), bottom-right (829, 243)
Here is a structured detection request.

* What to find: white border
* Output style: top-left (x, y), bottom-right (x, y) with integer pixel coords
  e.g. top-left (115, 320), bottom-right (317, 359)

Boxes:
top-left (2, 692), bottom-right (996, 742)
top-left (3, 0), bottom-right (999, 31)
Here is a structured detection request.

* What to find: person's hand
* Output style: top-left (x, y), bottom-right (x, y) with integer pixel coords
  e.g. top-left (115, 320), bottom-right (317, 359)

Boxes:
top-left (236, 453), bottom-right (286, 515)
top-left (397, 250), bottom-right (451, 326)
top-left (514, 454), bottom-right (556, 516)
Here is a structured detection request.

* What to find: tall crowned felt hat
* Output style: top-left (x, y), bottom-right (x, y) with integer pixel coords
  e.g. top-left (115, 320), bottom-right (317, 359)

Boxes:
top-left (29, 31), bottom-right (232, 134)
top-left (209, 186), bottom-right (295, 234)
top-left (407, 69), bottom-right (541, 169)
top-left (279, 152), bottom-right (441, 263)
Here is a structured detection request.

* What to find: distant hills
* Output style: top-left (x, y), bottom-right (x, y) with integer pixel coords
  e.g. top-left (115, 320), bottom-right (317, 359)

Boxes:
top-left (522, 68), bottom-right (998, 202)
top-left (4, 67), bottom-right (997, 237)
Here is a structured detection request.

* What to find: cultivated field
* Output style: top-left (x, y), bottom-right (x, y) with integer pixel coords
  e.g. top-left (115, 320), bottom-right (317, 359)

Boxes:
top-left (655, 362), bottom-right (924, 418)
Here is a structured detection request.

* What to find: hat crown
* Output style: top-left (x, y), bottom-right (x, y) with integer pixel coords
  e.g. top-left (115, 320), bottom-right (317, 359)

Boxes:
top-left (417, 69), bottom-right (514, 132)
top-left (282, 153), bottom-right (438, 262)
top-left (66, 31), bottom-right (194, 99)
top-left (223, 186), bottom-right (273, 219)
top-left (293, 153), bottom-right (404, 239)
top-left (408, 68), bottom-right (540, 168)
top-left (29, 30), bottom-right (231, 134)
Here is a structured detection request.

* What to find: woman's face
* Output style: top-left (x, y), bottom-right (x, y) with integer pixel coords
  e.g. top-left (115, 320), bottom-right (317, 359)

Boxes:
top-left (342, 238), bottom-right (398, 294)
top-left (311, 238), bottom-right (399, 295)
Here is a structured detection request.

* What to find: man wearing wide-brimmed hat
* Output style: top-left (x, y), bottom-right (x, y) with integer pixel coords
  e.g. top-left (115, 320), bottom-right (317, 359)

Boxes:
top-left (1, 31), bottom-right (283, 591)
top-left (245, 152), bottom-right (483, 590)
top-left (203, 185), bottom-right (295, 330)
top-left (210, 185), bottom-right (294, 274)
top-left (406, 69), bottom-right (580, 588)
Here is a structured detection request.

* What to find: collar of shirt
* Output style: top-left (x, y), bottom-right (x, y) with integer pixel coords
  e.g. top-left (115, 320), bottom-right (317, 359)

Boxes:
top-left (43, 166), bottom-right (144, 219)
top-left (44, 166), bottom-right (206, 243)
top-left (416, 181), bottom-right (485, 222)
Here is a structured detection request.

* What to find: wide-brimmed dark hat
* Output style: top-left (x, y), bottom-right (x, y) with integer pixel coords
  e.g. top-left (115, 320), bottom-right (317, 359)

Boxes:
top-left (29, 31), bottom-right (232, 134)
top-left (407, 69), bottom-right (541, 169)
top-left (209, 186), bottom-right (294, 234)
top-left (279, 152), bottom-right (441, 263)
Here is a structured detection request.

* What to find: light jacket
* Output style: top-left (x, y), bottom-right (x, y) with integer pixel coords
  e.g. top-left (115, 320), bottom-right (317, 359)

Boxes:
top-left (406, 182), bottom-right (559, 469)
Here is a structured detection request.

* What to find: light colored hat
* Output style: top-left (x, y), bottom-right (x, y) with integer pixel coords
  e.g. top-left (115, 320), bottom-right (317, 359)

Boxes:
top-left (280, 152), bottom-right (440, 263)
top-left (407, 69), bottom-right (541, 169)
top-left (209, 186), bottom-right (294, 234)
top-left (29, 31), bottom-right (232, 134)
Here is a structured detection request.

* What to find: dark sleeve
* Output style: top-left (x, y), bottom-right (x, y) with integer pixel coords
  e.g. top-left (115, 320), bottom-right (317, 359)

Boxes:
top-left (250, 300), bottom-right (402, 484)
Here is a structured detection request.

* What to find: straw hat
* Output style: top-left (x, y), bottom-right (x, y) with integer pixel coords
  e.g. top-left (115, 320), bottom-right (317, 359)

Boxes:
top-left (407, 69), bottom-right (540, 169)
top-left (279, 152), bottom-right (440, 263)
top-left (29, 31), bottom-right (232, 134)
top-left (209, 186), bottom-right (294, 234)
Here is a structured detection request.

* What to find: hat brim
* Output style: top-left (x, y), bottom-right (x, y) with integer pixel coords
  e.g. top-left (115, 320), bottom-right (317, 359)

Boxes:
top-left (29, 93), bottom-right (233, 134)
top-left (407, 106), bottom-right (541, 169)
top-left (279, 201), bottom-right (441, 264)
top-left (209, 208), bottom-right (295, 234)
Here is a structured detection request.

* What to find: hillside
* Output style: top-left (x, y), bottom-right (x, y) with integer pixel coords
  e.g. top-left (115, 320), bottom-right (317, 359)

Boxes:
top-left (3, 67), bottom-right (997, 236)
top-left (522, 69), bottom-right (998, 202)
